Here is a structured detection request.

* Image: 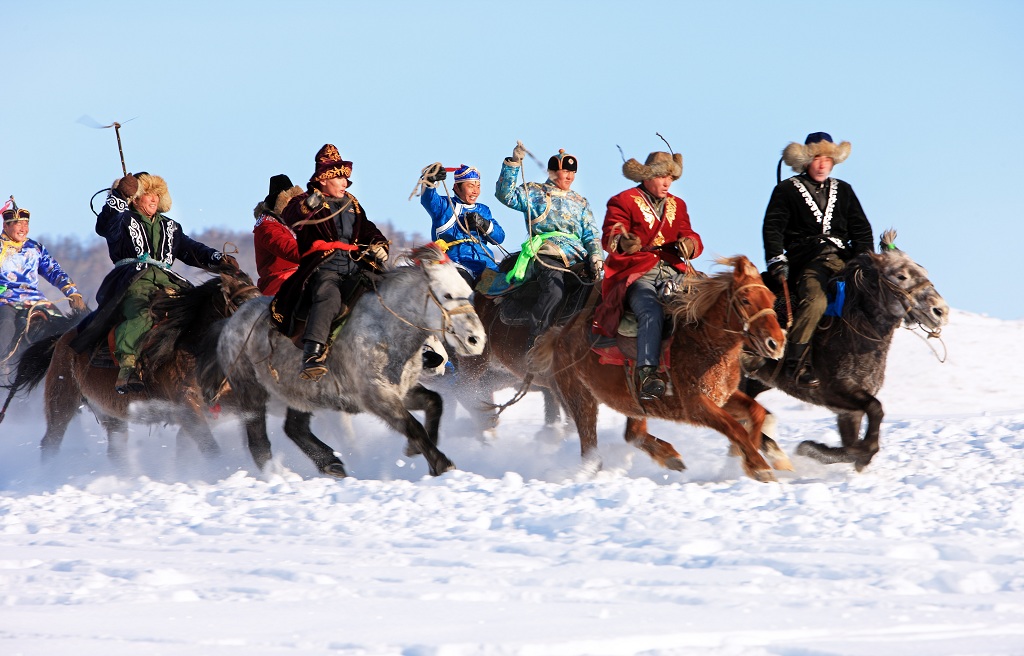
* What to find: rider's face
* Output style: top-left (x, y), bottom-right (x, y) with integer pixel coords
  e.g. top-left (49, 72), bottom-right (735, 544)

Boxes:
top-left (320, 176), bottom-right (350, 198)
top-left (641, 175), bottom-right (673, 199)
top-left (551, 169), bottom-right (575, 191)
top-left (135, 193), bottom-right (160, 218)
top-left (3, 220), bottom-right (29, 242)
top-left (455, 181), bottom-right (481, 204)
top-left (806, 156), bottom-right (834, 182)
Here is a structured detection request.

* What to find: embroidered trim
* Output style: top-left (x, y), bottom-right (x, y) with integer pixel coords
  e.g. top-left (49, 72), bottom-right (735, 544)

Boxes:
top-left (106, 194), bottom-right (129, 213)
top-left (767, 254), bottom-right (788, 266)
top-left (791, 177), bottom-right (840, 238)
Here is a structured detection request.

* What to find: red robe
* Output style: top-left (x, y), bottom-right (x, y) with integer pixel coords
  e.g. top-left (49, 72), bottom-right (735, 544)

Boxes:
top-left (593, 187), bottom-right (703, 337)
top-left (253, 214), bottom-right (299, 296)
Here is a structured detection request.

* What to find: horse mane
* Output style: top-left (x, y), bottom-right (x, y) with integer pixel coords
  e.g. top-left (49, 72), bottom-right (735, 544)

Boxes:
top-left (142, 277), bottom-right (225, 372)
top-left (666, 256), bottom-right (746, 325)
top-left (407, 242), bottom-right (448, 265)
top-left (879, 228), bottom-right (898, 252)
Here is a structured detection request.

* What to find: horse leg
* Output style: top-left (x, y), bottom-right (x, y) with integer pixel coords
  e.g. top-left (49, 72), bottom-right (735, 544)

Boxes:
top-left (283, 408), bottom-right (347, 478)
top-left (797, 398), bottom-right (881, 471)
top-left (709, 393), bottom-right (774, 482)
top-left (856, 396), bottom-right (884, 471)
top-left (371, 399), bottom-right (454, 476)
top-left (726, 403), bottom-right (794, 472)
top-left (39, 356), bottom-right (83, 461)
top-left (175, 399), bottom-right (222, 459)
top-left (553, 368), bottom-right (601, 467)
top-left (242, 406), bottom-right (274, 471)
top-left (624, 416), bottom-right (685, 471)
top-left (403, 384), bottom-right (442, 457)
top-left (542, 387), bottom-right (561, 426)
top-left (100, 415), bottom-right (131, 471)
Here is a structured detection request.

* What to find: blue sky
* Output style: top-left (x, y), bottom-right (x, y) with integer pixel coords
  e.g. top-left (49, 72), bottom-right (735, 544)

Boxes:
top-left (4, 0), bottom-right (1022, 319)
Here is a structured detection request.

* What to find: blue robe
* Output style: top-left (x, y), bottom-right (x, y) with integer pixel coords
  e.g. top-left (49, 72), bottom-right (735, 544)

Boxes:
top-left (420, 187), bottom-right (505, 280)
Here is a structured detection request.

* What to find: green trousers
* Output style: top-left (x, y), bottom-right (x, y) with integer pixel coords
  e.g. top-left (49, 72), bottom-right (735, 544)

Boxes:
top-left (114, 279), bottom-right (163, 369)
top-left (790, 253), bottom-right (845, 345)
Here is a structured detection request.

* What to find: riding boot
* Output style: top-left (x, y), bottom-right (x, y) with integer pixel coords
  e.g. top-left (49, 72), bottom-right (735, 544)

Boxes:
top-left (785, 343), bottom-right (820, 388)
top-left (299, 341), bottom-right (328, 381)
top-left (636, 365), bottom-right (666, 401)
top-left (115, 365), bottom-right (145, 395)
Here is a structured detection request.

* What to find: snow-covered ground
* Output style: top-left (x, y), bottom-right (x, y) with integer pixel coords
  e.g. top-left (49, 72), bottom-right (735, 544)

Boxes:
top-left (2, 309), bottom-right (1023, 656)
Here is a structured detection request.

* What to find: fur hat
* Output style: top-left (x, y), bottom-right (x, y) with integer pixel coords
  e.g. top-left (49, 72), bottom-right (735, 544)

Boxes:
top-left (273, 185), bottom-right (304, 217)
top-left (310, 144), bottom-right (353, 185)
top-left (548, 149), bottom-right (578, 172)
top-left (2, 207), bottom-right (30, 224)
top-left (782, 132), bottom-right (851, 173)
top-left (622, 151), bottom-right (683, 182)
top-left (264, 174), bottom-right (294, 208)
top-left (136, 174), bottom-right (172, 213)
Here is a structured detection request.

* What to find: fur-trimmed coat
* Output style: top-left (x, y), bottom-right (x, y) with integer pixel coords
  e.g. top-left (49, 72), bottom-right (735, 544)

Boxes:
top-left (593, 186), bottom-right (703, 337)
top-left (270, 190), bottom-right (387, 332)
top-left (763, 174), bottom-right (873, 272)
top-left (253, 185), bottom-right (303, 296)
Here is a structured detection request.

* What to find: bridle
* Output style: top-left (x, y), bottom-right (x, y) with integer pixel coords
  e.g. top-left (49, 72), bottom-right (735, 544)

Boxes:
top-left (722, 282), bottom-right (777, 337)
top-left (879, 274), bottom-right (942, 338)
top-left (374, 260), bottom-right (476, 343)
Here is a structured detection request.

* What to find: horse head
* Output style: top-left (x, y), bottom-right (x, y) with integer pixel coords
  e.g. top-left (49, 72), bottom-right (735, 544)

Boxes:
top-left (873, 229), bottom-right (949, 335)
top-left (410, 243), bottom-right (486, 357)
top-left (215, 270), bottom-right (261, 318)
top-left (667, 256), bottom-right (785, 359)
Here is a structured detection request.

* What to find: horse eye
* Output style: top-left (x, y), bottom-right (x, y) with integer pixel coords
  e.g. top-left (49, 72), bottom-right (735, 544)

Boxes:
top-left (897, 274), bottom-right (907, 281)
top-left (443, 293), bottom-right (454, 300)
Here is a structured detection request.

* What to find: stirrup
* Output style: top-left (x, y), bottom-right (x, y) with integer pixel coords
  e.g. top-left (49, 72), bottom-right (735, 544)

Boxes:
top-left (637, 366), bottom-right (666, 401)
top-left (299, 342), bottom-right (328, 382)
top-left (115, 367), bottom-right (145, 395)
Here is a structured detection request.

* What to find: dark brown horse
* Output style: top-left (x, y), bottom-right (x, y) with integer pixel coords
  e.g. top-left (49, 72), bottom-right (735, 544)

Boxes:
top-left (531, 256), bottom-right (790, 481)
top-left (9, 272), bottom-right (260, 467)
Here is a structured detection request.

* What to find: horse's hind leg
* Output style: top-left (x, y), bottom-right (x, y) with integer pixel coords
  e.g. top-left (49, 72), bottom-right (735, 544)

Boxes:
top-left (283, 408), bottom-right (347, 478)
top-left (553, 369), bottom-right (600, 467)
top-left (100, 415), bottom-right (131, 471)
top-left (541, 387), bottom-right (561, 426)
top-left (39, 358), bottom-right (82, 461)
top-left (403, 384), bottom-right (442, 457)
top-left (176, 401), bottom-right (222, 459)
top-left (242, 406), bottom-right (274, 471)
top-left (624, 417), bottom-right (685, 471)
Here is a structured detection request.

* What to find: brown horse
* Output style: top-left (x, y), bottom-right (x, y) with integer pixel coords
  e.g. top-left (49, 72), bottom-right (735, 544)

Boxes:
top-left (531, 256), bottom-right (790, 481)
top-left (10, 272), bottom-right (260, 467)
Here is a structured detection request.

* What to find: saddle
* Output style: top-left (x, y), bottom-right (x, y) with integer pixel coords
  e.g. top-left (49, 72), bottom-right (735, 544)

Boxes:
top-left (271, 276), bottom-right (370, 347)
top-left (482, 251), bottom-right (592, 328)
top-left (763, 270), bottom-right (847, 322)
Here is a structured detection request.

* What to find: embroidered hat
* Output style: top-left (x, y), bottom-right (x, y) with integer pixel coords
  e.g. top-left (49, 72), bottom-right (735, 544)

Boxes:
top-left (622, 151), bottom-right (683, 182)
top-left (547, 149), bottom-right (578, 172)
top-left (264, 174), bottom-right (294, 208)
top-left (310, 144), bottom-right (354, 185)
top-left (453, 165), bottom-right (480, 185)
top-left (2, 208), bottom-right (30, 223)
top-left (781, 132), bottom-right (851, 173)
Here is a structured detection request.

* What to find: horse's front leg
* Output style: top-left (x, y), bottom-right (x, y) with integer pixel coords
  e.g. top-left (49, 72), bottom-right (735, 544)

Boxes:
top-left (857, 396), bottom-right (884, 471)
top-left (283, 408), bottom-right (347, 478)
top-left (242, 405), bottom-right (274, 471)
top-left (705, 392), bottom-right (775, 482)
top-left (403, 384), bottom-right (442, 457)
top-left (624, 416), bottom-right (685, 471)
top-left (724, 395), bottom-right (793, 472)
top-left (101, 415), bottom-right (131, 472)
top-left (372, 395), bottom-right (454, 476)
top-left (176, 397), bottom-right (222, 459)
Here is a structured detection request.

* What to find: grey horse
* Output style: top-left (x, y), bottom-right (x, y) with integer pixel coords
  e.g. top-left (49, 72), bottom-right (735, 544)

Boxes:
top-left (206, 244), bottom-right (486, 477)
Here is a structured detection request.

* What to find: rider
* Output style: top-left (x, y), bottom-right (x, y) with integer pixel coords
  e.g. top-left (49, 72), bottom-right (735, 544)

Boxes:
top-left (273, 144), bottom-right (389, 381)
top-left (594, 150), bottom-right (703, 401)
top-left (0, 205), bottom-right (88, 357)
top-left (253, 173), bottom-right (303, 296)
top-left (763, 132), bottom-right (874, 387)
top-left (71, 173), bottom-right (240, 394)
top-left (417, 163), bottom-right (506, 286)
top-left (491, 142), bottom-right (603, 346)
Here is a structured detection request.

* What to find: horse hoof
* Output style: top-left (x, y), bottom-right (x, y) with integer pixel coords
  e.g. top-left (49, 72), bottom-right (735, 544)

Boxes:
top-left (430, 458), bottom-right (456, 476)
top-left (663, 456), bottom-right (687, 472)
top-left (321, 462), bottom-right (348, 478)
top-left (752, 469), bottom-right (777, 483)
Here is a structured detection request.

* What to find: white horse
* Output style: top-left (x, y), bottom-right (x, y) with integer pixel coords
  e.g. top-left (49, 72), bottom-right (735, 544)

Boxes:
top-left (205, 244), bottom-right (485, 477)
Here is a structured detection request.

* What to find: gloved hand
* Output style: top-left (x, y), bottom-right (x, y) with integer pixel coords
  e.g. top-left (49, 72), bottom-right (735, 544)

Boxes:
top-left (368, 243), bottom-right (388, 266)
top-left (589, 256), bottom-right (604, 279)
top-left (424, 163), bottom-right (447, 183)
top-left (67, 293), bottom-right (88, 313)
top-left (304, 189), bottom-right (324, 210)
top-left (676, 236), bottom-right (696, 259)
top-left (768, 261), bottom-right (789, 283)
top-left (215, 253), bottom-right (241, 274)
top-left (464, 211), bottom-right (491, 234)
top-left (619, 232), bottom-right (642, 255)
top-left (115, 174), bottom-right (139, 198)
top-left (510, 140), bottom-right (527, 163)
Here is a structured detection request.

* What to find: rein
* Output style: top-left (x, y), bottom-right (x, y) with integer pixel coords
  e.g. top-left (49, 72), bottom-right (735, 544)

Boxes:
top-left (719, 282), bottom-right (777, 336)
top-left (372, 263), bottom-right (475, 342)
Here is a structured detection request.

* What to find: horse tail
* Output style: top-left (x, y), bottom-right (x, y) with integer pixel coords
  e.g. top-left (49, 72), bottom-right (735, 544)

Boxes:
top-left (0, 333), bottom-right (60, 425)
top-left (196, 319), bottom-right (227, 404)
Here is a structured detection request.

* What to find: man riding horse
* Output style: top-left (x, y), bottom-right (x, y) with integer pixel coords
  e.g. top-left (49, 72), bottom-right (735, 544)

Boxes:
top-left (71, 173), bottom-right (240, 394)
top-left (763, 132), bottom-right (874, 388)
top-left (253, 173), bottom-right (303, 296)
top-left (488, 142), bottom-right (603, 347)
top-left (0, 205), bottom-right (87, 358)
top-left (593, 150), bottom-right (703, 401)
top-left (271, 144), bottom-right (389, 381)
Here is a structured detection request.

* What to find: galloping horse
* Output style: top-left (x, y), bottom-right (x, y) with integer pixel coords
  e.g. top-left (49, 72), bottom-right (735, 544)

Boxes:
top-left (532, 255), bottom-right (790, 482)
top-left (741, 230), bottom-right (949, 471)
top-left (201, 244), bottom-right (486, 477)
top-left (9, 271), bottom-right (260, 466)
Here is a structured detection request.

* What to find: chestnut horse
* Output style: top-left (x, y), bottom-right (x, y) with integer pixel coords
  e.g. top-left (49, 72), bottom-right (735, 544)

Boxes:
top-left (9, 272), bottom-right (260, 467)
top-left (531, 256), bottom-right (790, 481)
